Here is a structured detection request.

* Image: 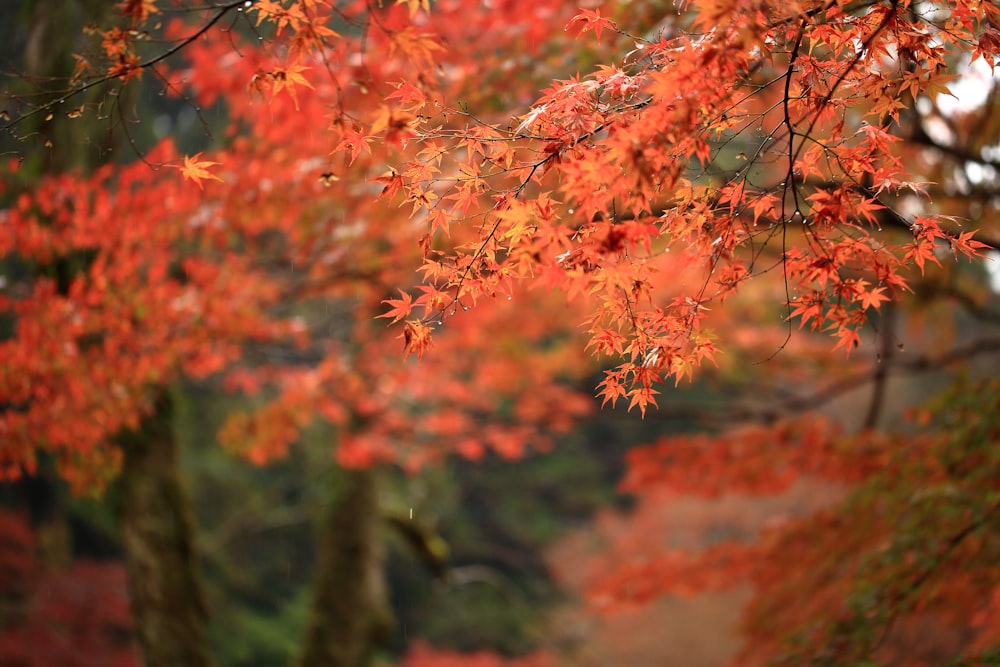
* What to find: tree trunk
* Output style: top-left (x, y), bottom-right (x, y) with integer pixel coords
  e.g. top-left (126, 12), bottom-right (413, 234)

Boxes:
top-left (297, 466), bottom-right (393, 667)
top-left (23, 0), bottom-right (115, 173)
top-left (118, 391), bottom-right (216, 667)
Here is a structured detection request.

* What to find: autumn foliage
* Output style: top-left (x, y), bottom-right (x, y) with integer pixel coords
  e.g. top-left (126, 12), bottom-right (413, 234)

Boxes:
top-left (2, 0), bottom-right (1000, 664)
top-left (0, 512), bottom-right (135, 667)
top-left (396, 641), bottom-right (553, 667)
top-left (584, 378), bottom-right (1000, 664)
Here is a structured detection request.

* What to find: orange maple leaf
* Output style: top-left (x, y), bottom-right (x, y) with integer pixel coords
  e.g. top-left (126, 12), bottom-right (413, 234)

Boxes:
top-left (857, 285), bottom-right (890, 311)
top-left (401, 320), bottom-right (432, 359)
top-left (396, 0), bottom-right (430, 17)
top-left (180, 153), bottom-right (223, 189)
top-left (569, 8), bottom-right (617, 42)
top-left (374, 168), bottom-right (404, 200)
top-left (270, 65), bottom-right (315, 110)
top-left (903, 238), bottom-right (941, 275)
top-left (377, 289), bottom-right (414, 323)
top-left (119, 0), bottom-right (159, 24)
top-left (332, 124), bottom-right (372, 165)
top-left (832, 327), bottom-right (861, 357)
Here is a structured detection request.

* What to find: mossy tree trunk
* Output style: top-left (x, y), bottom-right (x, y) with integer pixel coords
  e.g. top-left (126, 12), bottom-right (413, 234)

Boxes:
top-left (297, 466), bottom-right (393, 667)
top-left (22, 0), bottom-right (116, 173)
top-left (118, 391), bottom-right (216, 667)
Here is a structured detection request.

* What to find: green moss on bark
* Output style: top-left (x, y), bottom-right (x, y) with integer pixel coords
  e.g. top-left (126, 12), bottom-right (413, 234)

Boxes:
top-left (297, 467), bottom-right (393, 667)
top-left (118, 392), bottom-right (215, 667)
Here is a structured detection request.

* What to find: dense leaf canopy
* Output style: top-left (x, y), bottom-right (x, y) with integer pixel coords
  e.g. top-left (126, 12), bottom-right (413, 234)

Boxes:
top-left (1, 0), bottom-right (999, 664)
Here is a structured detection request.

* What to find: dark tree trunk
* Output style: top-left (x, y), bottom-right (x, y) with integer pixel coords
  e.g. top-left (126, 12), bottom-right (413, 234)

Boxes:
top-left (19, 464), bottom-right (71, 571)
top-left (118, 392), bottom-right (216, 667)
top-left (23, 0), bottom-right (115, 173)
top-left (297, 466), bottom-right (393, 667)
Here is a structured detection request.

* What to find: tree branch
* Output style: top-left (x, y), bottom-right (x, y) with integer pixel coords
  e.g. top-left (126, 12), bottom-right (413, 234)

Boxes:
top-left (618, 335), bottom-right (1000, 427)
top-left (1, 1), bottom-right (247, 140)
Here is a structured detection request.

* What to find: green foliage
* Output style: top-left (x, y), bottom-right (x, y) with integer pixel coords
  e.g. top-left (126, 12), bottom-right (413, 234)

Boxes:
top-left (211, 589), bottom-right (311, 667)
top-left (948, 646), bottom-right (1000, 667)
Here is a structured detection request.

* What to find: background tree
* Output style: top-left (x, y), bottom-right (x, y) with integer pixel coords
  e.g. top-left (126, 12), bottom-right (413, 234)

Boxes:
top-left (1, 0), bottom-right (999, 665)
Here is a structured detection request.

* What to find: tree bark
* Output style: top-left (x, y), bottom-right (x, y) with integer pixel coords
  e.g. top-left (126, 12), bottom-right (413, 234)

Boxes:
top-left (297, 466), bottom-right (393, 667)
top-left (23, 0), bottom-right (114, 173)
top-left (118, 391), bottom-right (216, 667)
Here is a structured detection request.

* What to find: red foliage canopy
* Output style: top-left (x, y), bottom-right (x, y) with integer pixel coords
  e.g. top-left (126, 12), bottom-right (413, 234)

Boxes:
top-left (2, 0), bottom-right (999, 662)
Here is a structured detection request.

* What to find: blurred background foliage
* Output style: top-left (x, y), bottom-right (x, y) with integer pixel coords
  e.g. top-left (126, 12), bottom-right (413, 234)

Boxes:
top-left (2, 0), bottom-right (999, 665)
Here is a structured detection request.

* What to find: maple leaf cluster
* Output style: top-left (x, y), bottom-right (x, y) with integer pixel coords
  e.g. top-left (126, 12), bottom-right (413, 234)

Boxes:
top-left (1, 0), bottom-right (999, 662)
top-left (1, 0), bottom-right (598, 483)
top-left (330, 0), bottom-right (998, 415)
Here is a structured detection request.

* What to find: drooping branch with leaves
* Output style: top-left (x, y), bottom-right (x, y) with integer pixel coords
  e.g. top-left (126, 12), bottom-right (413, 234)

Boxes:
top-left (1, 0), bottom-right (999, 665)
